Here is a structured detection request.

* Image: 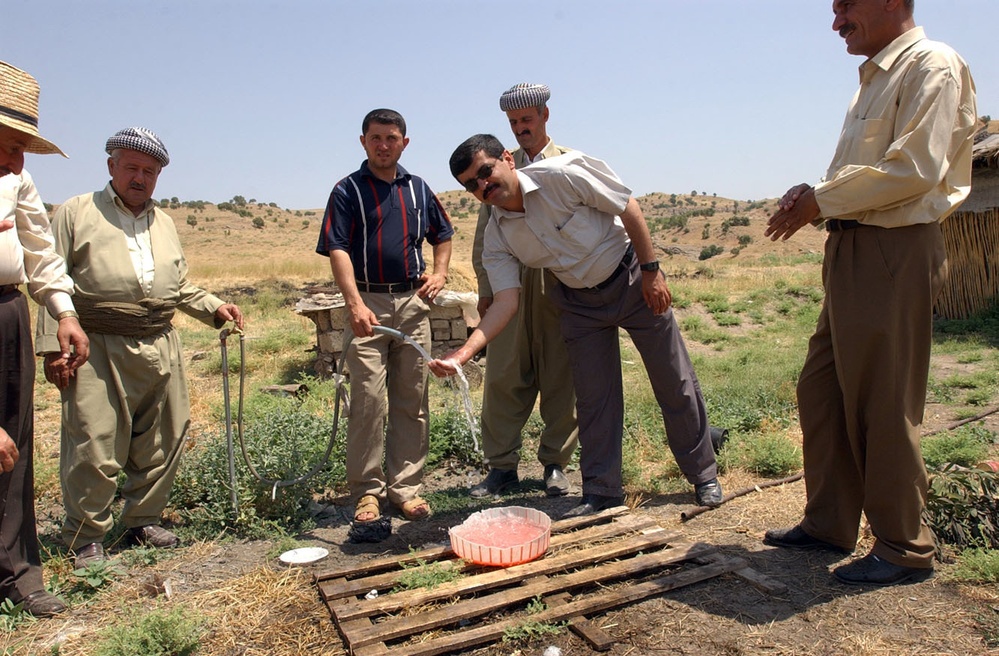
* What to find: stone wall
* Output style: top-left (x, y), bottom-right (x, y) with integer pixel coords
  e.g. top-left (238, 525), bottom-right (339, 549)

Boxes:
top-left (295, 289), bottom-right (477, 377)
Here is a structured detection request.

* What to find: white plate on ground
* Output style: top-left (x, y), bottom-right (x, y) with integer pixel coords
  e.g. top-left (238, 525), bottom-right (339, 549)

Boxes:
top-left (279, 547), bottom-right (329, 565)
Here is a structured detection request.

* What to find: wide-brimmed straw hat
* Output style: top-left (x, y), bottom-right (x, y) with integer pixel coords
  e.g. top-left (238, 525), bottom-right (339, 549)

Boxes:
top-left (0, 61), bottom-right (66, 156)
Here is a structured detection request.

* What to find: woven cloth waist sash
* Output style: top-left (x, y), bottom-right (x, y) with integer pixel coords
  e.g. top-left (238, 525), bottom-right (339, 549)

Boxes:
top-left (74, 296), bottom-right (177, 338)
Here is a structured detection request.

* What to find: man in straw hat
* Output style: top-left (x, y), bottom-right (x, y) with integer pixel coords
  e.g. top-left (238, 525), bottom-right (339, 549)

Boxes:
top-left (763, 0), bottom-right (976, 586)
top-left (468, 83), bottom-right (578, 499)
top-left (435, 134), bottom-right (723, 517)
top-left (0, 60), bottom-right (88, 617)
top-left (37, 127), bottom-right (244, 568)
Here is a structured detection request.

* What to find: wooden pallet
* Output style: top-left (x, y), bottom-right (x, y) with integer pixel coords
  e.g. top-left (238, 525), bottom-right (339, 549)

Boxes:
top-left (315, 507), bottom-right (775, 655)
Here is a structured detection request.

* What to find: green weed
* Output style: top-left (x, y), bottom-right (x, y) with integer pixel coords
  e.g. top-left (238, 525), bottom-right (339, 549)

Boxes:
top-left (947, 548), bottom-right (999, 583)
top-left (502, 596), bottom-right (568, 643)
top-left (393, 551), bottom-right (464, 592)
top-left (922, 423), bottom-right (995, 469)
top-left (730, 433), bottom-right (802, 478)
top-left (93, 605), bottom-right (205, 656)
top-left (0, 597), bottom-right (36, 631)
top-left (925, 466), bottom-right (999, 549)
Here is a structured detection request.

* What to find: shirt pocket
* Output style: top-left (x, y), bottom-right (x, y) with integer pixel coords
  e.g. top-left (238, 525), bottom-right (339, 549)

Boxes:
top-left (555, 207), bottom-right (606, 255)
top-left (852, 118), bottom-right (892, 165)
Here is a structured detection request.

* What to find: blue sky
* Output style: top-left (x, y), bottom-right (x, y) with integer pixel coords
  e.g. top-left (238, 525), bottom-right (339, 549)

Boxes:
top-left (6, 1), bottom-right (996, 210)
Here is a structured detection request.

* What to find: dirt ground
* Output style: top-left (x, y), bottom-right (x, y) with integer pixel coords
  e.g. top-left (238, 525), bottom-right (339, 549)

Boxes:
top-left (24, 412), bottom-right (999, 656)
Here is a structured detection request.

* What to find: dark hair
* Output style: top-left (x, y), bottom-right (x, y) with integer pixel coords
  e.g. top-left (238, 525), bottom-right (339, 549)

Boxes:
top-left (362, 108), bottom-right (406, 137)
top-left (449, 134), bottom-right (505, 179)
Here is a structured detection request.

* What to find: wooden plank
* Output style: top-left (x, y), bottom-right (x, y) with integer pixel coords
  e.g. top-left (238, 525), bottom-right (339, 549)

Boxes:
top-left (693, 552), bottom-right (788, 595)
top-left (315, 505), bottom-right (631, 585)
top-left (547, 591), bottom-right (616, 652)
top-left (323, 514), bottom-right (666, 604)
top-left (335, 529), bottom-right (684, 621)
top-left (326, 579), bottom-right (389, 656)
top-left (343, 541), bottom-right (716, 648)
top-left (376, 556), bottom-right (748, 656)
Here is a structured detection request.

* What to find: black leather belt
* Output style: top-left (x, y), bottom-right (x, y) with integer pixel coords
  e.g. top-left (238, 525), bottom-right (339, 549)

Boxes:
top-left (0, 284), bottom-right (19, 296)
top-left (826, 219), bottom-right (862, 231)
top-left (355, 279), bottom-right (420, 294)
top-left (592, 245), bottom-right (634, 290)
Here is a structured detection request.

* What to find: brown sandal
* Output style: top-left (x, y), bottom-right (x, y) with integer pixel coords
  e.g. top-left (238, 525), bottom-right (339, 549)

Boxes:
top-left (354, 495), bottom-right (381, 523)
top-left (399, 497), bottom-right (431, 521)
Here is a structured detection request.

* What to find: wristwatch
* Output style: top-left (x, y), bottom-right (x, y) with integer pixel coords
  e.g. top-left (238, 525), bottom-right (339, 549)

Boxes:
top-left (639, 260), bottom-right (660, 272)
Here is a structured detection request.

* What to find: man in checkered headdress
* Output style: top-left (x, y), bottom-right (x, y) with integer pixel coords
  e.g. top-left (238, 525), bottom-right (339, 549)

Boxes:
top-left (37, 127), bottom-right (244, 569)
top-left (468, 83), bottom-right (579, 500)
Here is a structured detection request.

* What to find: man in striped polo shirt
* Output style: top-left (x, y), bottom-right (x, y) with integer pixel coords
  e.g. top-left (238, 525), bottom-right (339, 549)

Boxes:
top-left (317, 109), bottom-right (453, 537)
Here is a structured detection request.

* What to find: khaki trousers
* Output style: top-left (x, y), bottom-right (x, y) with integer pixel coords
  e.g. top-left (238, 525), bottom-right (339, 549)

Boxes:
top-left (798, 222), bottom-right (945, 568)
top-left (480, 267), bottom-right (578, 470)
top-left (60, 329), bottom-right (190, 548)
top-left (345, 290), bottom-right (430, 507)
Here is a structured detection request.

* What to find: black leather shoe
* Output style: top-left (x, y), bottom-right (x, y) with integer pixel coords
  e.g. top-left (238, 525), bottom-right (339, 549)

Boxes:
top-left (763, 525), bottom-right (853, 555)
top-left (128, 524), bottom-right (180, 548)
top-left (543, 464), bottom-right (571, 497)
top-left (833, 553), bottom-right (933, 586)
top-left (694, 478), bottom-right (723, 507)
top-left (469, 468), bottom-right (518, 498)
top-left (73, 542), bottom-right (107, 569)
top-left (562, 494), bottom-right (624, 518)
top-left (20, 590), bottom-right (67, 618)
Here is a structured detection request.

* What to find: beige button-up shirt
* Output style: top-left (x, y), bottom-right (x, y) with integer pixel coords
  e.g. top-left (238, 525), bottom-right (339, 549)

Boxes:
top-left (814, 27), bottom-right (977, 228)
top-left (0, 170), bottom-right (75, 317)
top-left (482, 151), bottom-right (632, 291)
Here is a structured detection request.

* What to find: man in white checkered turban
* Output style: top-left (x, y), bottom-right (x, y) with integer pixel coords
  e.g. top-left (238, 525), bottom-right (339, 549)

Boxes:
top-left (466, 82), bottom-right (581, 502)
top-left (39, 125), bottom-right (244, 570)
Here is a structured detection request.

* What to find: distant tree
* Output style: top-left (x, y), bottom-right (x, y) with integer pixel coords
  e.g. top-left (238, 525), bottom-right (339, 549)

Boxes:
top-left (699, 244), bottom-right (724, 260)
top-left (669, 193), bottom-right (678, 206)
top-left (738, 234), bottom-right (753, 246)
top-left (171, 196), bottom-right (179, 204)
top-left (232, 195), bottom-right (247, 206)
top-left (43, 202), bottom-right (54, 212)
top-left (252, 217), bottom-right (265, 229)
top-left (186, 215), bottom-right (197, 227)
top-left (160, 198), bottom-right (170, 206)
top-left (248, 198), bottom-right (256, 204)
top-left (302, 219), bottom-right (310, 228)
top-left (701, 224), bottom-right (711, 240)
top-left (690, 190), bottom-right (698, 197)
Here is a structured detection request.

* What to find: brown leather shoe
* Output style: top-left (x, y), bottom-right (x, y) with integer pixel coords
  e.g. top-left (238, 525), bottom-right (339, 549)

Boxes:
top-left (128, 525), bottom-right (180, 548)
top-left (73, 542), bottom-right (107, 569)
top-left (20, 590), bottom-right (67, 617)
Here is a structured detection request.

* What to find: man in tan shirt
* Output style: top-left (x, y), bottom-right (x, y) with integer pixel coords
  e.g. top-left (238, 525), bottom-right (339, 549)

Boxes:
top-left (763, 0), bottom-right (977, 586)
top-left (0, 60), bottom-right (88, 617)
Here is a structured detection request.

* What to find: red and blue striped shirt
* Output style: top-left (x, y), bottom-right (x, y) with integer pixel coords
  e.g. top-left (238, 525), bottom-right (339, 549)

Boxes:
top-left (316, 161), bottom-right (453, 284)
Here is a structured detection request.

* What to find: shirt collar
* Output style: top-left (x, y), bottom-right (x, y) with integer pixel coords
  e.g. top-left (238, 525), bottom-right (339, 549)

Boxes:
top-left (359, 160), bottom-right (410, 183)
top-left (103, 182), bottom-right (154, 217)
top-left (861, 26), bottom-right (925, 80)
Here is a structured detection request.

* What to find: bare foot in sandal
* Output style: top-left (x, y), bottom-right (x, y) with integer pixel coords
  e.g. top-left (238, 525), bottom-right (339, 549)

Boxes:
top-left (399, 497), bottom-right (431, 521)
top-left (354, 495), bottom-right (381, 523)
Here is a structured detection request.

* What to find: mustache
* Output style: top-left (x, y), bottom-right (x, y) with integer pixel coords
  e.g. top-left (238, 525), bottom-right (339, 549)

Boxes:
top-left (839, 23), bottom-right (855, 37)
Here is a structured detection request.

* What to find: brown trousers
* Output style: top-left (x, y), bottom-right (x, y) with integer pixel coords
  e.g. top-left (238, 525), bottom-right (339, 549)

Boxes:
top-left (798, 222), bottom-right (946, 568)
top-left (0, 290), bottom-right (44, 602)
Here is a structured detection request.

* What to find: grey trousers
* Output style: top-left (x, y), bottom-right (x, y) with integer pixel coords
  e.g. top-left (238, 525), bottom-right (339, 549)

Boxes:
top-left (550, 255), bottom-right (717, 497)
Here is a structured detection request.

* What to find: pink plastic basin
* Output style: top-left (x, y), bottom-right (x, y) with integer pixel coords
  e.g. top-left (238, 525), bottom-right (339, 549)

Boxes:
top-left (449, 506), bottom-right (551, 567)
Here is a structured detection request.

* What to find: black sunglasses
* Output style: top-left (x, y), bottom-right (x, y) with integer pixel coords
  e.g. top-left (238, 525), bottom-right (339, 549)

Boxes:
top-left (460, 163), bottom-right (495, 193)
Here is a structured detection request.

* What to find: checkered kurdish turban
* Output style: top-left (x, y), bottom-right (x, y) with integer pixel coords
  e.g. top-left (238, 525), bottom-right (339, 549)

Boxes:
top-left (105, 127), bottom-right (170, 167)
top-left (498, 83), bottom-right (551, 111)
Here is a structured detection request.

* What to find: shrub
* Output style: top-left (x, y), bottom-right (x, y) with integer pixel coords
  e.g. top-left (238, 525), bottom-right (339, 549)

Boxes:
top-left (186, 215), bottom-right (197, 227)
top-left (699, 245), bottom-right (724, 261)
top-left (922, 423), bottom-right (994, 468)
top-left (252, 217), bottom-right (265, 229)
top-left (730, 433), bottom-right (802, 477)
top-left (93, 605), bottom-right (205, 656)
top-left (925, 466), bottom-right (999, 549)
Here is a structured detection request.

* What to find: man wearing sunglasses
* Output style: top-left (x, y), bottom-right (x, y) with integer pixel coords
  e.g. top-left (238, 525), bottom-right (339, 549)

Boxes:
top-left (468, 84), bottom-right (578, 500)
top-left (433, 135), bottom-right (722, 517)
